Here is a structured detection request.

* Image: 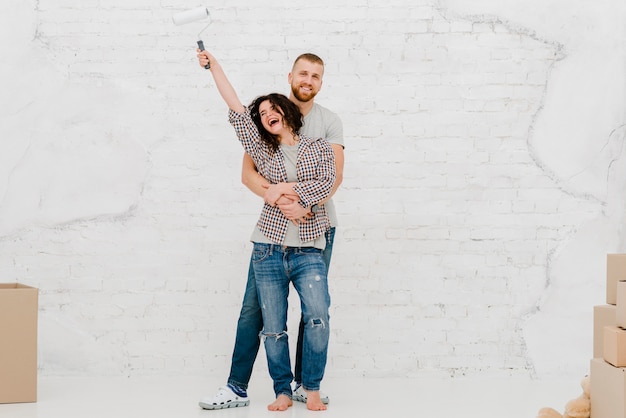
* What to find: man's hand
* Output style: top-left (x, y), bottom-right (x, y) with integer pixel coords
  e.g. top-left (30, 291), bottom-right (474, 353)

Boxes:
top-left (263, 182), bottom-right (310, 224)
top-left (278, 200), bottom-right (312, 225)
top-left (276, 195), bottom-right (295, 205)
top-left (264, 183), bottom-right (292, 206)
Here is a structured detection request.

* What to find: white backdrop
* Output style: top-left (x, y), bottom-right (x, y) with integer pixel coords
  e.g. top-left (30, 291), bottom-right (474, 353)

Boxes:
top-left (1, 0), bottom-right (625, 380)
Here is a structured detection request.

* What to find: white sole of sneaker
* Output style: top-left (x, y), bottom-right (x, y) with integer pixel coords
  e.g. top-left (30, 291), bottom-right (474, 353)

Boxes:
top-left (292, 393), bottom-right (329, 405)
top-left (198, 400), bottom-right (250, 410)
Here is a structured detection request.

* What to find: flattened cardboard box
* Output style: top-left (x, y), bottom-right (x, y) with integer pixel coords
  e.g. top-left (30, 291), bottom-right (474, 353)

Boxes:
top-left (595, 304), bottom-right (617, 358)
top-left (617, 281), bottom-right (626, 328)
top-left (0, 283), bottom-right (38, 404)
top-left (591, 357), bottom-right (626, 418)
top-left (607, 254), bottom-right (626, 305)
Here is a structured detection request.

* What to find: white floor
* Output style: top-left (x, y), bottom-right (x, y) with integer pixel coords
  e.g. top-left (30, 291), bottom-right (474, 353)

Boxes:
top-left (0, 375), bottom-right (582, 418)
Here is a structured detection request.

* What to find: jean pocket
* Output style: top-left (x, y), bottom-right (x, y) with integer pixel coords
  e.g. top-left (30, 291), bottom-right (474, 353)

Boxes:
top-left (252, 244), bottom-right (271, 263)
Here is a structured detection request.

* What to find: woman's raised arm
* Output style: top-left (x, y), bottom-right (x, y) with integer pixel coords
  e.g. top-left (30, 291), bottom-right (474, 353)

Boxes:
top-left (197, 50), bottom-right (245, 114)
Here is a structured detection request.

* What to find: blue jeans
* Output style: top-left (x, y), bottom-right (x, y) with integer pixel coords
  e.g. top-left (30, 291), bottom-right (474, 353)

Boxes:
top-left (252, 243), bottom-right (330, 397)
top-left (295, 226), bottom-right (334, 383)
top-left (227, 228), bottom-right (335, 390)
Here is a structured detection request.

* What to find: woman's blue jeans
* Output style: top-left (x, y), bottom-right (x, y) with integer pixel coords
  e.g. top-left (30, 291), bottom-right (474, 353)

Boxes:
top-left (226, 228), bottom-right (335, 391)
top-left (252, 243), bottom-right (330, 398)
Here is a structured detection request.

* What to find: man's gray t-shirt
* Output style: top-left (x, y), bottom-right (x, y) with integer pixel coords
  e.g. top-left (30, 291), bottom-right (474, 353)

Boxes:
top-left (300, 103), bottom-right (344, 227)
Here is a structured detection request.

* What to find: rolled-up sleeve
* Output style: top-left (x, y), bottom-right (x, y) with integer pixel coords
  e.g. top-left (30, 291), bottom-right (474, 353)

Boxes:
top-left (293, 138), bottom-right (336, 209)
top-left (228, 108), bottom-right (267, 170)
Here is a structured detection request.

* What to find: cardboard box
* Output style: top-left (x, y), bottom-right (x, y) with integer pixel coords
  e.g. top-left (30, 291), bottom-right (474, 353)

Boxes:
top-left (618, 281), bottom-right (626, 328)
top-left (604, 325), bottom-right (626, 367)
top-left (607, 254), bottom-right (626, 305)
top-left (591, 357), bottom-right (626, 418)
top-left (595, 304), bottom-right (617, 357)
top-left (0, 283), bottom-right (38, 404)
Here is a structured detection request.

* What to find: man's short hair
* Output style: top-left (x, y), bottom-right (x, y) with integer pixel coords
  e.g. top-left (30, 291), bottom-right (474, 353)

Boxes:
top-left (293, 53), bottom-right (324, 68)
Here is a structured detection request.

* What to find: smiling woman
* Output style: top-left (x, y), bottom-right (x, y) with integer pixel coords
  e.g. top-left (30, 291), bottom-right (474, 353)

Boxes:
top-left (196, 49), bottom-right (336, 412)
top-left (249, 93), bottom-right (304, 151)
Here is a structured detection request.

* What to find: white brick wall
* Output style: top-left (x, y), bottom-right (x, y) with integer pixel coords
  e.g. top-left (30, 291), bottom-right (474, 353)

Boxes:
top-left (1, 0), bottom-right (625, 379)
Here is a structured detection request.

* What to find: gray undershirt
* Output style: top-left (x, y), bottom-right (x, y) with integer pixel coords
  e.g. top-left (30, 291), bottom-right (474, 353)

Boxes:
top-left (250, 143), bottom-right (326, 249)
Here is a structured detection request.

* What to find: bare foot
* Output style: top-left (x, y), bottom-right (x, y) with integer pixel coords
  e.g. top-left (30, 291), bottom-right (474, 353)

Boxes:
top-left (267, 394), bottom-right (293, 411)
top-left (306, 390), bottom-right (327, 411)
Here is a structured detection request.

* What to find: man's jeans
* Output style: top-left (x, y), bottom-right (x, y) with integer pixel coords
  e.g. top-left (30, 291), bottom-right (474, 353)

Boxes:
top-left (227, 228), bottom-right (335, 390)
top-left (251, 243), bottom-right (330, 397)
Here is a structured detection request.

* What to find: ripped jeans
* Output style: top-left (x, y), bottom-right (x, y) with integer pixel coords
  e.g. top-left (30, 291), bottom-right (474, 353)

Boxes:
top-left (251, 243), bottom-right (330, 398)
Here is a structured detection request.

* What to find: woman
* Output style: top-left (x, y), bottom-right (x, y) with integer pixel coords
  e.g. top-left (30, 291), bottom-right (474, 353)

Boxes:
top-left (197, 49), bottom-right (335, 412)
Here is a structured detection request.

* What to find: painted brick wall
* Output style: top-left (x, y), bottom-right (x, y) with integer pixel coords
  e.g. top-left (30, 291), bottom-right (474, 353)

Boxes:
top-left (1, 0), bottom-right (625, 379)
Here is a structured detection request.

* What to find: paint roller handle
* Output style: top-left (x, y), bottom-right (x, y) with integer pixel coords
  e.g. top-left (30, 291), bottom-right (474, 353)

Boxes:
top-left (197, 40), bottom-right (210, 69)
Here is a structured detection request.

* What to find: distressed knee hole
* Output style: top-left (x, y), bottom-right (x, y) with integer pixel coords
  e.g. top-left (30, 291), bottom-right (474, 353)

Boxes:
top-left (310, 318), bottom-right (326, 328)
top-left (259, 330), bottom-right (288, 342)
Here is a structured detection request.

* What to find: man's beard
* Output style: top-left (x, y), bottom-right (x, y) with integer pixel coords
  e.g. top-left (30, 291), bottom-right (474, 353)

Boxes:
top-left (291, 84), bottom-right (317, 102)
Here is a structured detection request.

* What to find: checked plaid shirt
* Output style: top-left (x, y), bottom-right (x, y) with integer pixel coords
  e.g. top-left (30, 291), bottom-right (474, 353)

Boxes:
top-left (229, 108), bottom-right (336, 244)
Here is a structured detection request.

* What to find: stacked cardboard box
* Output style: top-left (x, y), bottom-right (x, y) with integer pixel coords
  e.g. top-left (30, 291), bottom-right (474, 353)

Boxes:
top-left (0, 283), bottom-right (38, 404)
top-left (591, 254), bottom-right (626, 418)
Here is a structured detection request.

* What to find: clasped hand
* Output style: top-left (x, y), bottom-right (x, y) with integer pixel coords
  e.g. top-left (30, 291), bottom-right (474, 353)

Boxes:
top-left (264, 184), bottom-right (312, 225)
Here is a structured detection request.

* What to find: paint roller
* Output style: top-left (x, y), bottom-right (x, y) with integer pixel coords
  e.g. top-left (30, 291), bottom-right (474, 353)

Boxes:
top-left (172, 6), bottom-right (211, 69)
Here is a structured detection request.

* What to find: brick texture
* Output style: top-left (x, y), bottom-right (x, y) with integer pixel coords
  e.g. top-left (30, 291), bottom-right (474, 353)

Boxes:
top-left (0, 0), bottom-right (624, 379)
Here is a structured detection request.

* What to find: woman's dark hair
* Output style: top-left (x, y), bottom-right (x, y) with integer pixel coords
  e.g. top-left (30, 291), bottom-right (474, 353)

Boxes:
top-left (249, 93), bottom-right (303, 153)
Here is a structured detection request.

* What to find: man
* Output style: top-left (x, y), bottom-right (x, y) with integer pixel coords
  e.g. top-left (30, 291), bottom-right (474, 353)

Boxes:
top-left (198, 52), bottom-right (344, 410)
